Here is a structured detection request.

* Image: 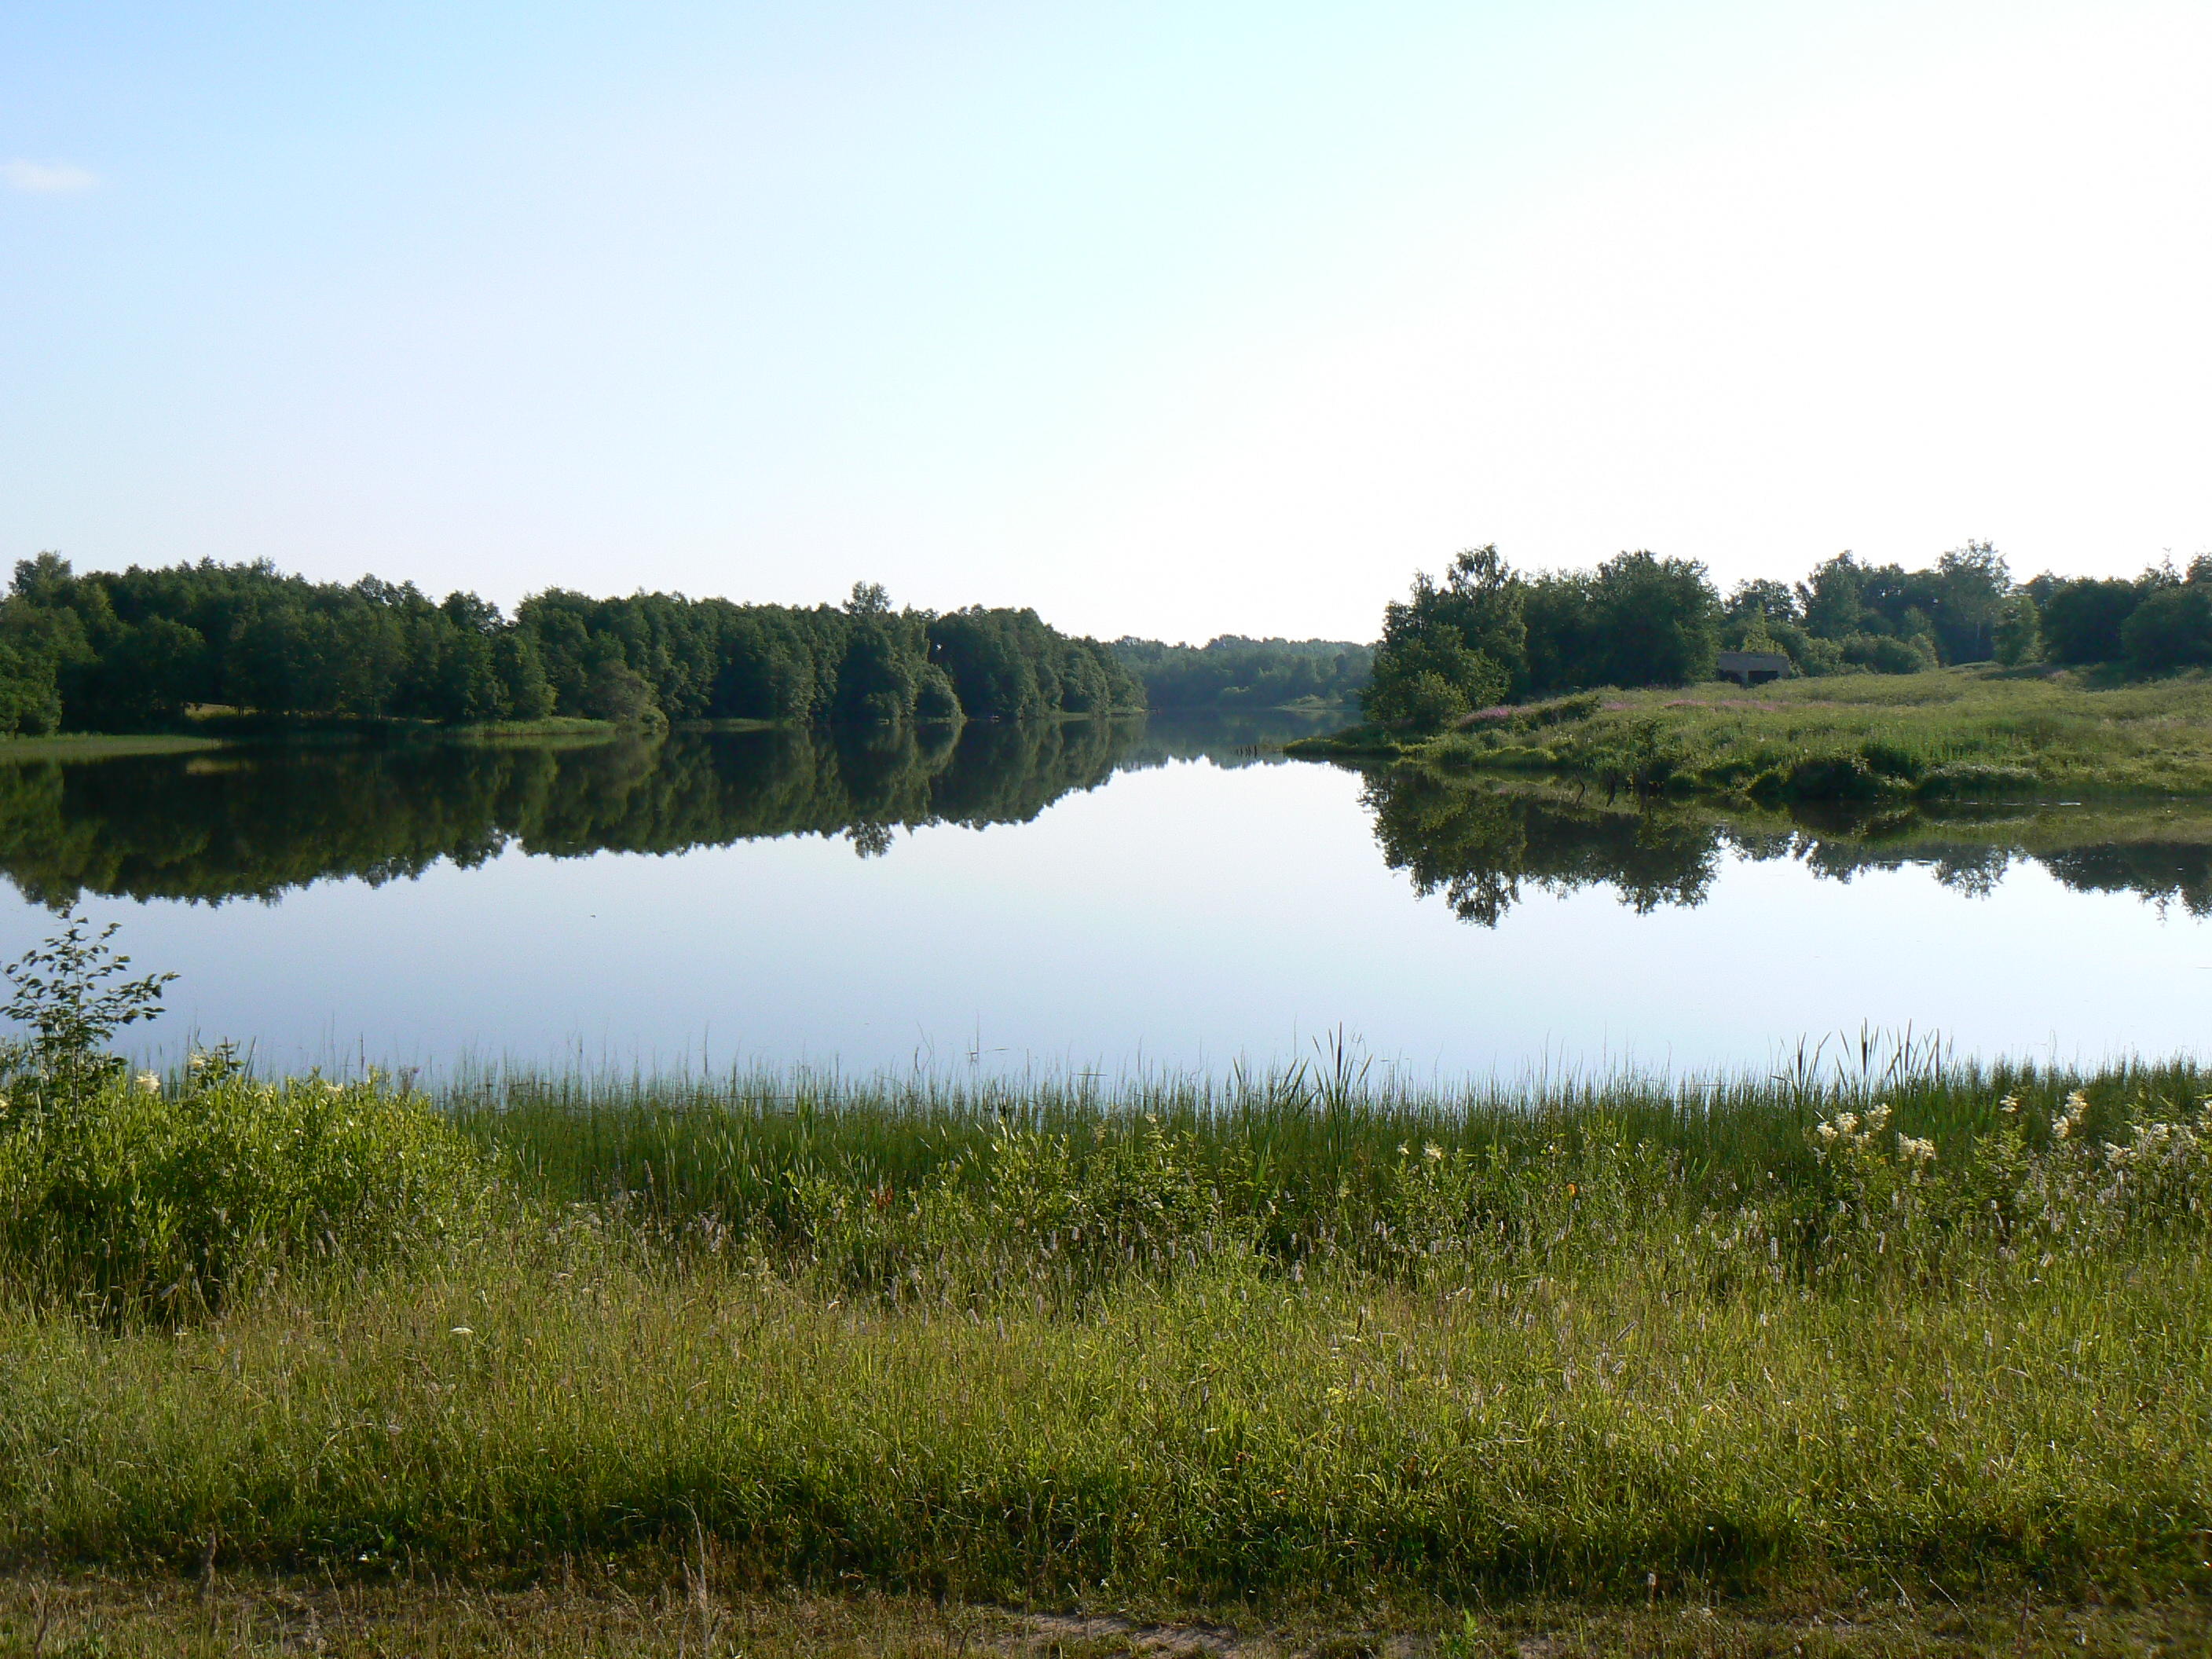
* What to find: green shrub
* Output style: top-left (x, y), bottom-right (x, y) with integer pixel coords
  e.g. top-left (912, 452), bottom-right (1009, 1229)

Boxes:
top-left (0, 1057), bottom-right (489, 1318)
top-left (1856, 738), bottom-right (1926, 781)
top-left (1840, 632), bottom-right (1936, 675)
top-left (0, 920), bottom-right (487, 1318)
top-left (2122, 584), bottom-right (2212, 672)
top-left (1771, 753), bottom-right (1895, 800)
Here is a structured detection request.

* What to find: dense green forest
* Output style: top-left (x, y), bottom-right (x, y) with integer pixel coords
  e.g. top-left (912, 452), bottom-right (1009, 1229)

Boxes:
top-left (1362, 540), bottom-right (2212, 730)
top-left (1109, 634), bottom-right (1372, 709)
top-left (0, 557), bottom-right (1143, 737)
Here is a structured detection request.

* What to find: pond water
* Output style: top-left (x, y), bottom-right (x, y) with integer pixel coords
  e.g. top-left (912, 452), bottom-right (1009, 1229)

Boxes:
top-left (2, 714), bottom-right (2207, 1079)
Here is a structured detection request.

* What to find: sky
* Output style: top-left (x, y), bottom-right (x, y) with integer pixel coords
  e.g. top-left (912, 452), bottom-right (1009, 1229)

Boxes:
top-left (4, 1), bottom-right (2209, 644)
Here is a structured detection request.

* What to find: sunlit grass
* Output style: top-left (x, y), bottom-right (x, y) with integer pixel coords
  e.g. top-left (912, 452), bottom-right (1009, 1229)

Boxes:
top-left (3, 1054), bottom-right (2209, 1607)
top-left (1393, 666), bottom-right (2212, 799)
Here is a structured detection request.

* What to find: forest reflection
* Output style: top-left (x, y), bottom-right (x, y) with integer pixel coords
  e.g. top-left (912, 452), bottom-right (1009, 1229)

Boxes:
top-left (4, 723), bottom-right (2209, 920)
top-left (1364, 770), bottom-right (2212, 925)
top-left (0, 714), bottom-right (1329, 908)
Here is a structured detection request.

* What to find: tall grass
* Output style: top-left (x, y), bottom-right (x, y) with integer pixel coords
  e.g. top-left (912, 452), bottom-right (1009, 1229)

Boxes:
top-left (441, 1046), bottom-right (2210, 1254)
top-left (2, 1048), bottom-right (2210, 1604)
top-left (1397, 666), bottom-right (2212, 800)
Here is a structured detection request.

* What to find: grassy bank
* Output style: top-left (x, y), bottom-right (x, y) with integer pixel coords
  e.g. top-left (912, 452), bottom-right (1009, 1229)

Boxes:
top-left (181, 710), bottom-right (626, 743)
top-left (1287, 665), bottom-right (2212, 801)
top-left (0, 731), bottom-right (226, 760)
top-left (4, 1050), bottom-right (2211, 1632)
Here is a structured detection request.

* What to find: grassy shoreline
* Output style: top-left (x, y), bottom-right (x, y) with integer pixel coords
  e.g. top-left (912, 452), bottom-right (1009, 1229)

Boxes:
top-left (4, 1054), bottom-right (2210, 1645)
top-left (0, 731), bottom-right (229, 760)
top-left (1287, 665), bottom-right (2212, 802)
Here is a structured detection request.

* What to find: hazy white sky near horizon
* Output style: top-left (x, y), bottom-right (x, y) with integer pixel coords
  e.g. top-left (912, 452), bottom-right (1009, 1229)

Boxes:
top-left (4, 2), bottom-right (2208, 644)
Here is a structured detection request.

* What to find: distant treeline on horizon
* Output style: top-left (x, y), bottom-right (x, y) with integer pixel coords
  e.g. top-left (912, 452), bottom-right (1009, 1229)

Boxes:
top-left (0, 556), bottom-right (1161, 738)
top-left (1108, 635), bottom-right (1373, 711)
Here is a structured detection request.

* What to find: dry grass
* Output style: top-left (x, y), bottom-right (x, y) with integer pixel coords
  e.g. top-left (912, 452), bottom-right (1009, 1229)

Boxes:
top-left (2, 1573), bottom-right (2207, 1657)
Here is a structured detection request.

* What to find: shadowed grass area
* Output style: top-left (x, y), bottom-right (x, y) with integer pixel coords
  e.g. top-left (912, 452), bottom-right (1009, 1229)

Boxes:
top-left (1290, 666), bottom-right (2212, 802)
top-left (4, 1571), bottom-right (2208, 1656)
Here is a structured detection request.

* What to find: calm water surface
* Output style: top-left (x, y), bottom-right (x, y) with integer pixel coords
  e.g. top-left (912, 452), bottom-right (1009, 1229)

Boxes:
top-left (2, 714), bottom-right (2207, 1078)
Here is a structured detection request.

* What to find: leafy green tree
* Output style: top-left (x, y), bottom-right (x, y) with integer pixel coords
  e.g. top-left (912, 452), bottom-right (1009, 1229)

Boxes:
top-left (1993, 594), bottom-right (2042, 666)
top-left (0, 642), bottom-right (60, 734)
top-left (1726, 578), bottom-right (1800, 626)
top-left (834, 617), bottom-right (921, 723)
top-left (79, 617), bottom-right (206, 727)
top-left (493, 632), bottom-right (555, 719)
top-left (1930, 541), bottom-right (2010, 661)
top-left (2121, 584), bottom-right (2212, 672)
top-left (1585, 551), bottom-right (1719, 687)
top-left (1362, 635), bottom-right (1504, 729)
top-left (1365, 546), bottom-right (1526, 726)
top-left (2038, 578), bottom-right (2144, 665)
top-left (928, 609), bottom-right (1043, 716)
top-left (1797, 554), bottom-right (1871, 640)
top-left (580, 659), bottom-right (663, 725)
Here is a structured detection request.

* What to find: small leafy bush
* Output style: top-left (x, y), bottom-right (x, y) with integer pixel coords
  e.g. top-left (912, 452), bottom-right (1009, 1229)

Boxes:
top-left (1856, 738), bottom-right (1927, 781)
top-left (0, 919), bottom-right (487, 1319)
top-left (1744, 752), bottom-right (1902, 802)
top-left (1841, 632), bottom-right (1937, 675)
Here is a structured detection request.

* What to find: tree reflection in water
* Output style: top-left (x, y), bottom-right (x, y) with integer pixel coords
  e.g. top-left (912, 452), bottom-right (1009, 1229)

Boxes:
top-left (1359, 768), bottom-right (2212, 925)
top-left (0, 720), bottom-right (1154, 906)
top-left (5, 728), bottom-right (2212, 921)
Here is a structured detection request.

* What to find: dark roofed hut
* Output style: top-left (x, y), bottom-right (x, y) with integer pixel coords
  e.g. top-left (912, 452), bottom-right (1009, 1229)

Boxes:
top-left (1715, 650), bottom-right (1791, 687)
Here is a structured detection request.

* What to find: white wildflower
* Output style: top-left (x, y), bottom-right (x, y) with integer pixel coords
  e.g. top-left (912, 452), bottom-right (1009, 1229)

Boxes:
top-left (134, 1071), bottom-right (160, 1095)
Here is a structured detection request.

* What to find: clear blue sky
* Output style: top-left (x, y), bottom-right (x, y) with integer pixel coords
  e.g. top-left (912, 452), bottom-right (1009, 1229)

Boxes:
top-left (5, 2), bottom-right (2207, 641)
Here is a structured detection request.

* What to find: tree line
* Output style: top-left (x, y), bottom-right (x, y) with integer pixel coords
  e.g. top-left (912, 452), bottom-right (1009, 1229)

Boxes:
top-left (1108, 635), bottom-right (1372, 710)
top-left (1364, 540), bottom-right (2212, 729)
top-left (0, 557), bottom-right (1144, 737)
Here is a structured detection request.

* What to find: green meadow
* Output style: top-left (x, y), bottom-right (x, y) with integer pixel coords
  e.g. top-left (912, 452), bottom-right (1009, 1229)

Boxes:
top-left (1293, 665), bottom-right (2212, 804)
